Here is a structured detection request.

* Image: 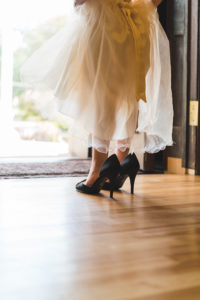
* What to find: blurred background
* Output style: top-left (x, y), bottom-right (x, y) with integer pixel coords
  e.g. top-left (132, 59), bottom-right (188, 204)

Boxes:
top-left (0, 0), bottom-right (79, 158)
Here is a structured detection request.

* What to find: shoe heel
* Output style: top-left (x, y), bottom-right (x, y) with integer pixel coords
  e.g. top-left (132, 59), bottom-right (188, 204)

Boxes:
top-left (110, 189), bottom-right (114, 199)
top-left (108, 176), bottom-right (117, 199)
top-left (129, 169), bottom-right (139, 194)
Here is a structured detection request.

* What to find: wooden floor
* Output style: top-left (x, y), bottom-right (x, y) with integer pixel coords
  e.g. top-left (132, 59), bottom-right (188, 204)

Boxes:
top-left (0, 174), bottom-right (200, 300)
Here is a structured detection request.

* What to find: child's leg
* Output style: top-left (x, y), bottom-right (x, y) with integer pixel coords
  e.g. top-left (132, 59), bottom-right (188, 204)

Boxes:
top-left (85, 136), bottom-right (110, 186)
top-left (116, 138), bottom-right (131, 163)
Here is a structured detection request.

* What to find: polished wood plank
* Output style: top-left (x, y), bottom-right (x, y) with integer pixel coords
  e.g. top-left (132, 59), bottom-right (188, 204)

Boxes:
top-left (0, 174), bottom-right (200, 300)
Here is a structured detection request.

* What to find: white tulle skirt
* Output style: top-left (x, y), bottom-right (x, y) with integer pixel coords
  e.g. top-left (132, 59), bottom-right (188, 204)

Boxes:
top-left (20, 0), bottom-right (174, 153)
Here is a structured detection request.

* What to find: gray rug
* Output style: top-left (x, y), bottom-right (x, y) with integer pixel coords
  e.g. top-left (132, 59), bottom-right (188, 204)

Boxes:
top-left (0, 158), bottom-right (91, 179)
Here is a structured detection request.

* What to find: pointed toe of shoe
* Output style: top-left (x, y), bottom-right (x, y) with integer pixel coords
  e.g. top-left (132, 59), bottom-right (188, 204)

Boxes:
top-left (75, 180), bottom-right (99, 195)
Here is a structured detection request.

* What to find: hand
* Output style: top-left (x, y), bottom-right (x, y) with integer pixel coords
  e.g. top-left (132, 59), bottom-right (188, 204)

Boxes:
top-left (74, 0), bottom-right (87, 6)
top-left (152, 0), bottom-right (163, 7)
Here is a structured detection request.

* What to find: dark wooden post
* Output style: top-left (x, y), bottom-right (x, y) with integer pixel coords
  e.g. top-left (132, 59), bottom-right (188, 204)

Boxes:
top-left (165, 0), bottom-right (189, 173)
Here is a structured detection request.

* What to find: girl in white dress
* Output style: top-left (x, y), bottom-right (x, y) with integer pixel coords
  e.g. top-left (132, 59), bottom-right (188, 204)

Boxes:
top-left (20, 0), bottom-right (174, 197)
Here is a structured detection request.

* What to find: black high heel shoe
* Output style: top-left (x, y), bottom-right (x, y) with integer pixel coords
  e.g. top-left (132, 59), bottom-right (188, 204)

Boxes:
top-left (76, 154), bottom-right (121, 198)
top-left (102, 152), bottom-right (140, 194)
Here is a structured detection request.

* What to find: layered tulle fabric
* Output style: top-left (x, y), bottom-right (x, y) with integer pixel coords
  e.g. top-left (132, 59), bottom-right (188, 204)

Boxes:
top-left (20, 0), bottom-right (174, 153)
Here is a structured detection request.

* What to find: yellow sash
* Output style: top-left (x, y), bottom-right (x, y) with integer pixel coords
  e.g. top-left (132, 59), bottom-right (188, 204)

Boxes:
top-left (118, 0), bottom-right (155, 102)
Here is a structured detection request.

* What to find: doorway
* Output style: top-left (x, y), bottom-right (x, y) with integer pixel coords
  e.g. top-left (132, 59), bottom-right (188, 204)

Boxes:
top-left (0, 1), bottom-right (76, 159)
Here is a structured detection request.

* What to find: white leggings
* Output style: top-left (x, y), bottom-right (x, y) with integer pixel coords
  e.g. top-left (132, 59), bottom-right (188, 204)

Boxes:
top-left (92, 135), bottom-right (132, 154)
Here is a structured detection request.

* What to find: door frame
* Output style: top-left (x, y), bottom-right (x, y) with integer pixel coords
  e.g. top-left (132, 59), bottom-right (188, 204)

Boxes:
top-left (196, 0), bottom-right (200, 175)
top-left (188, 0), bottom-right (200, 175)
